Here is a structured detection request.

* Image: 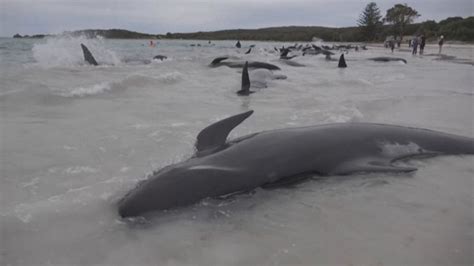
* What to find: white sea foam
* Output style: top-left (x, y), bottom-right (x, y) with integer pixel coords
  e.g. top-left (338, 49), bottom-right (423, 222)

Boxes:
top-left (55, 82), bottom-right (112, 97)
top-left (32, 35), bottom-right (120, 67)
top-left (64, 166), bottom-right (99, 175)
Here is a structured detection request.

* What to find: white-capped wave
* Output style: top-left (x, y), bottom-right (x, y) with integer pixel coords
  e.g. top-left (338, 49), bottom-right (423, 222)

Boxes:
top-left (54, 82), bottom-right (112, 97)
top-left (32, 35), bottom-right (120, 67)
top-left (158, 71), bottom-right (184, 83)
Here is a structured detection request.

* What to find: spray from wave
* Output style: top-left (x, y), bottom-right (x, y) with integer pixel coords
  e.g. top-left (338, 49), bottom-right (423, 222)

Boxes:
top-left (32, 35), bottom-right (121, 67)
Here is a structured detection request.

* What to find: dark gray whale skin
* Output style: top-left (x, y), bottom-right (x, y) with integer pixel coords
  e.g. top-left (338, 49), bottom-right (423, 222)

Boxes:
top-left (210, 57), bottom-right (280, 70)
top-left (118, 111), bottom-right (474, 218)
top-left (369, 57), bottom-right (407, 64)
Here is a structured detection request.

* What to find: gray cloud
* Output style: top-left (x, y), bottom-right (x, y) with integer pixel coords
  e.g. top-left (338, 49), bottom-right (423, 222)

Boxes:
top-left (0, 0), bottom-right (471, 36)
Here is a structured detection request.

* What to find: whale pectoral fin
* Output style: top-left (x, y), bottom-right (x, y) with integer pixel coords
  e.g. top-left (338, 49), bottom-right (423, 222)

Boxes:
top-left (332, 159), bottom-right (417, 175)
top-left (195, 110), bottom-right (254, 152)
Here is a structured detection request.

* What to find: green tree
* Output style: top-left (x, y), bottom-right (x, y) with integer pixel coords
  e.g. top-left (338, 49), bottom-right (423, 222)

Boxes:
top-left (384, 4), bottom-right (420, 41)
top-left (358, 2), bottom-right (383, 41)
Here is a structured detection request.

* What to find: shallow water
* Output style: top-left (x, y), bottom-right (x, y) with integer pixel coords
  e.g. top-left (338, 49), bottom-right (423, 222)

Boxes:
top-left (0, 36), bottom-right (473, 266)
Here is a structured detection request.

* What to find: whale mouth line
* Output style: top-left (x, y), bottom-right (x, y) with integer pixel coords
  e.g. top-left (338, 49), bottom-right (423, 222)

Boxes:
top-left (188, 165), bottom-right (239, 171)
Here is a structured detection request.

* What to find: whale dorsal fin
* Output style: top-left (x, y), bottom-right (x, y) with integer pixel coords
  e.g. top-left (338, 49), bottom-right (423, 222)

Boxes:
top-left (196, 110), bottom-right (254, 152)
top-left (80, 43), bottom-right (98, 66)
top-left (237, 62), bottom-right (254, 96)
top-left (338, 54), bottom-right (347, 68)
top-left (241, 61), bottom-right (250, 91)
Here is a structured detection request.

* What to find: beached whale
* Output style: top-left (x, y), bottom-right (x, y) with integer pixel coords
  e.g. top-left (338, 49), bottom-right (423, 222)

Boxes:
top-left (118, 110), bottom-right (474, 218)
top-left (210, 57), bottom-right (280, 70)
top-left (369, 57), bottom-right (407, 64)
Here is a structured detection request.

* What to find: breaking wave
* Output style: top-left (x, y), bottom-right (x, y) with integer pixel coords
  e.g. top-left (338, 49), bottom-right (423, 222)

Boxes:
top-left (32, 35), bottom-right (121, 67)
top-left (55, 82), bottom-right (113, 97)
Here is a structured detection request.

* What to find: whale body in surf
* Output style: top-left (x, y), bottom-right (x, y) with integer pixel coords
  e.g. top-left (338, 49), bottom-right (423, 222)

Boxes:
top-left (118, 110), bottom-right (474, 218)
top-left (369, 57), bottom-right (407, 64)
top-left (210, 57), bottom-right (280, 70)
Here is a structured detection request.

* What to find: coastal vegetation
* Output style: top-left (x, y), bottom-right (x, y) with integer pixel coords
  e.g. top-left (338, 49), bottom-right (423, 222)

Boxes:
top-left (12, 2), bottom-right (473, 43)
top-left (164, 16), bottom-right (473, 42)
top-left (357, 2), bottom-right (383, 42)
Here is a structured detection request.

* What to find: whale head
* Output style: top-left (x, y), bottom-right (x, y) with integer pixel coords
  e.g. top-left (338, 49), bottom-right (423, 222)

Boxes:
top-left (118, 160), bottom-right (240, 218)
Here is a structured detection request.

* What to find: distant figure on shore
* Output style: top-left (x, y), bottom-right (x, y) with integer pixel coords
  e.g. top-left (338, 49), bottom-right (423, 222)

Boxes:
top-left (236, 40), bottom-right (241, 48)
top-left (412, 36), bottom-right (419, 55)
top-left (149, 40), bottom-right (156, 47)
top-left (419, 35), bottom-right (426, 55)
top-left (389, 39), bottom-right (395, 53)
top-left (438, 35), bottom-right (444, 54)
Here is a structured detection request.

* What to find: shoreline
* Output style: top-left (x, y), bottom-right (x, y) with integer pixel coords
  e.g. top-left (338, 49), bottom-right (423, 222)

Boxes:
top-left (4, 36), bottom-right (474, 46)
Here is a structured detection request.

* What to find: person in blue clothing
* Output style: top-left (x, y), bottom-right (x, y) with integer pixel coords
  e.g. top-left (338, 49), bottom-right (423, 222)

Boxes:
top-left (412, 36), bottom-right (419, 55)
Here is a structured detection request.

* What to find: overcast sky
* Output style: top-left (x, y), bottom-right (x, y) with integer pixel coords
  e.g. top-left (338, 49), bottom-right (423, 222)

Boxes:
top-left (0, 0), bottom-right (472, 37)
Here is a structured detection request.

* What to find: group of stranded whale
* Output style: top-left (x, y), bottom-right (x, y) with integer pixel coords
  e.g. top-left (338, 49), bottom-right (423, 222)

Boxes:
top-left (78, 42), bottom-right (473, 219)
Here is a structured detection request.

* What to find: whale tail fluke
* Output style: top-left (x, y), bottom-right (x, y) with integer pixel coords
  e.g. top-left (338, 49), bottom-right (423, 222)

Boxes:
top-left (80, 43), bottom-right (98, 66)
top-left (338, 54), bottom-right (347, 68)
top-left (237, 61), bottom-right (254, 96)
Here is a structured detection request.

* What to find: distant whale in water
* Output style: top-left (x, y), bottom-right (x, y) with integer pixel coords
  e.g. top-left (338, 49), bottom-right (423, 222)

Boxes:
top-left (369, 57), bottom-right (407, 64)
top-left (81, 43), bottom-right (98, 66)
top-left (338, 54), bottom-right (347, 68)
top-left (118, 110), bottom-right (474, 218)
top-left (153, 55), bottom-right (168, 61)
top-left (210, 57), bottom-right (281, 70)
top-left (80, 43), bottom-right (167, 65)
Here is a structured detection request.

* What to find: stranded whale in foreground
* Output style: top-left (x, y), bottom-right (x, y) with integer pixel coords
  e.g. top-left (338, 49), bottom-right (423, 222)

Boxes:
top-left (118, 111), bottom-right (474, 218)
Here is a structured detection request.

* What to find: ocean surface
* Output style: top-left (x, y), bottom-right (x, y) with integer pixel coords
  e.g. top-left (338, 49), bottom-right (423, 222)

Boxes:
top-left (0, 36), bottom-right (473, 266)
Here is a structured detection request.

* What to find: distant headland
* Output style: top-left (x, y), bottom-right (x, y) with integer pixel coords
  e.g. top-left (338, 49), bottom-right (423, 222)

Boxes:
top-left (12, 16), bottom-right (473, 42)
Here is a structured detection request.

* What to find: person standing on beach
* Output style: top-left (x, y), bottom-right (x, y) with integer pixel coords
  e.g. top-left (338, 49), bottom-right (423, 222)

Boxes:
top-left (438, 35), bottom-right (444, 54)
top-left (419, 35), bottom-right (426, 55)
top-left (412, 36), bottom-right (419, 55)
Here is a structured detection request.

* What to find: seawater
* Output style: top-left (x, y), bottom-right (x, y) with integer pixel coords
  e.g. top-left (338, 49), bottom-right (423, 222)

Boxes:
top-left (0, 36), bottom-right (473, 266)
